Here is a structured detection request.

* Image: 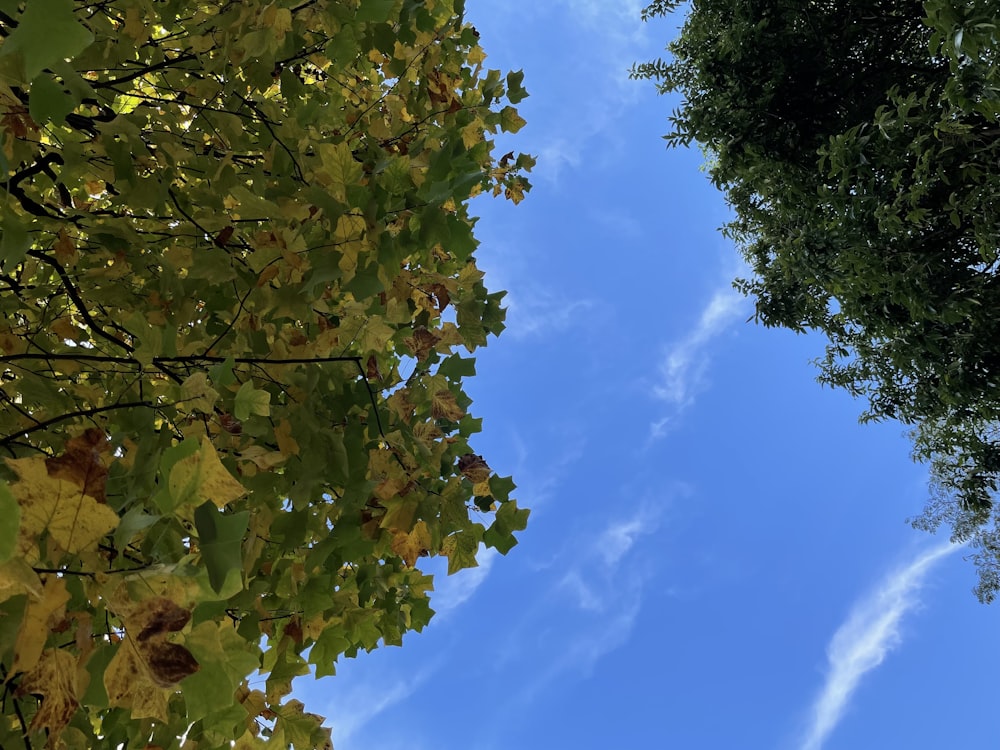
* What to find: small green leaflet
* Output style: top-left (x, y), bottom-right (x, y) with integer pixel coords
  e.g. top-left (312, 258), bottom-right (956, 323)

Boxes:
top-left (234, 381), bottom-right (271, 420)
top-left (483, 500), bottom-right (529, 555)
top-left (193, 501), bottom-right (249, 593)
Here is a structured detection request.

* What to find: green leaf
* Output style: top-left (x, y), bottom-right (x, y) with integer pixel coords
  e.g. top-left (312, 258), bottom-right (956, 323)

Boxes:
top-left (234, 381), bottom-right (271, 420)
top-left (112, 506), bottom-right (159, 551)
top-left (442, 529), bottom-right (481, 574)
top-left (506, 70), bottom-right (528, 103)
top-left (181, 621), bottom-right (260, 721)
top-left (0, 0), bottom-right (94, 79)
top-left (308, 624), bottom-right (350, 678)
top-left (438, 354), bottom-right (476, 379)
top-left (193, 501), bottom-right (249, 593)
top-left (327, 431), bottom-right (350, 485)
top-left (0, 480), bottom-right (19, 563)
top-left (483, 500), bottom-right (529, 554)
top-left (499, 106), bottom-right (527, 133)
top-left (28, 74), bottom-right (77, 125)
top-left (355, 0), bottom-right (395, 23)
top-left (208, 357), bottom-right (236, 388)
top-left (0, 211), bottom-right (29, 266)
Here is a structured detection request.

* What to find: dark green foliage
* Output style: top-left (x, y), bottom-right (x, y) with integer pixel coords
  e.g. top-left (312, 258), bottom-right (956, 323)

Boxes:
top-left (634, 0), bottom-right (1000, 599)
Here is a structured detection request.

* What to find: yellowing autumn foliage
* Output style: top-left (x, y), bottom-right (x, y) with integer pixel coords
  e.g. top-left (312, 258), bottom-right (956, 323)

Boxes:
top-left (0, 1), bottom-right (531, 747)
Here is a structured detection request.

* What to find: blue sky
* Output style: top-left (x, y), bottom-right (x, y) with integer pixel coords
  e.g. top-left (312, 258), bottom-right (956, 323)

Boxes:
top-left (297, 2), bottom-right (1000, 748)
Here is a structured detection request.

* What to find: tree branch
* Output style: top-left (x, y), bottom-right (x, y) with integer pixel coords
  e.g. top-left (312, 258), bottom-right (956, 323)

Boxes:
top-left (27, 249), bottom-right (135, 354)
top-left (0, 400), bottom-right (156, 448)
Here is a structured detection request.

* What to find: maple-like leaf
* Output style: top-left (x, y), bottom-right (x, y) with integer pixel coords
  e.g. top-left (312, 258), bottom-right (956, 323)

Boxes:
top-left (390, 520), bottom-right (432, 567)
top-left (6, 456), bottom-right (119, 560)
top-left (431, 390), bottom-right (465, 421)
top-left (16, 649), bottom-right (81, 742)
top-left (105, 597), bottom-right (200, 720)
top-left (458, 454), bottom-right (492, 484)
top-left (0, 0), bottom-right (531, 743)
top-left (168, 438), bottom-right (247, 509)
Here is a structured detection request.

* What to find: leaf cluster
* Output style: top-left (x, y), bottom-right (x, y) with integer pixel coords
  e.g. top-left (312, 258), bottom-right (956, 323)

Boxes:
top-left (635, 0), bottom-right (1000, 598)
top-left (0, 0), bottom-right (531, 747)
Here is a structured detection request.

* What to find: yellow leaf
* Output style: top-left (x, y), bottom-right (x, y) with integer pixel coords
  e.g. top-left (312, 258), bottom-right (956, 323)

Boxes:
top-left (358, 317), bottom-right (395, 354)
top-left (262, 4), bottom-right (292, 41)
top-left (467, 44), bottom-right (486, 65)
top-left (104, 638), bottom-right (171, 723)
top-left (169, 438), bottom-right (247, 508)
top-left (6, 456), bottom-right (119, 560)
top-left (460, 119), bottom-right (482, 150)
top-left (104, 597), bottom-right (199, 721)
top-left (238, 445), bottom-right (286, 469)
top-left (274, 419), bottom-right (300, 457)
top-left (390, 520), bottom-right (431, 566)
top-left (0, 557), bottom-right (42, 603)
top-left (430, 390), bottom-right (465, 421)
top-left (12, 576), bottom-right (70, 674)
top-left (181, 372), bottom-right (220, 414)
top-left (17, 649), bottom-right (80, 740)
top-left (319, 143), bottom-right (363, 202)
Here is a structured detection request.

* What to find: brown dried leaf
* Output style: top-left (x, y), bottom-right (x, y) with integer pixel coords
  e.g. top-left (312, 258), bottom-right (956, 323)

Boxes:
top-left (425, 283), bottom-right (451, 312)
top-left (136, 598), bottom-right (191, 642)
top-left (457, 454), bottom-right (491, 484)
top-left (44, 428), bottom-right (110, 502)
top-left (53, 229), bottom-right (76, 264)
top-left (430, 390), bottom-right (464, 421)
top-left (143, 640), bottom-right (200, 687)
top-left (104, 598), bottom-right (199, 718)
top-left (220, 412), bottom-right (243, 435)
top-left (404, 327), bottom-right (440, 361)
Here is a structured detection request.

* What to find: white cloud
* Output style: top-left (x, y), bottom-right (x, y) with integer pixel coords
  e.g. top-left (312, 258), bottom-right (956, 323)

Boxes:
top-left (557, 502), bottom-right (663, 610)
top-left (430, 547), bottom-right (498, 618)
top-left (469, 0), bottom-right (655, 183)
top-left (504, 293), bottom-right (594, 340)
top-left (323, 661), bottom-right (440, 748)
top-left (599, 509), bottom-right (659, 567)
top-left (799, 542), bottom-right (957, 750)
top-left (651, 286), bottom-right (746, 435)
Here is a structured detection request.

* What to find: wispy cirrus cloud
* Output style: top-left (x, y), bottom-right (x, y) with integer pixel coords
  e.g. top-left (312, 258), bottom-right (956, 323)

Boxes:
top-left (504, 291), bottom-right (595, 340)
top-left (650, 285), bottom-right (746, 437)
top-left (321, 659), bottom-right (441, 749)
top-left (558, 501), bottom-right (663, 612)
top-left (469, 0), bottom-right (654, 183)
top-left (430, 547), bottom-right (498, 618)
top-left (799, 542), bottom-right (957, 750)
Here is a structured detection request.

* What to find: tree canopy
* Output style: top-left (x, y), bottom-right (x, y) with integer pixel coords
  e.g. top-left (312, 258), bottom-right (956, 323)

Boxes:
top-left (0, 0), bottom-right (531, 747)
top-left (634, 0), bottom-right (1000, 598)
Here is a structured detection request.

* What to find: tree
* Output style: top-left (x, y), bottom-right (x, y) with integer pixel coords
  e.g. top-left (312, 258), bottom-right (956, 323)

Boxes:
top-left (633, 0), bottom-right (1000, 597)
top-left (0, 1), bottom-right (531, 747)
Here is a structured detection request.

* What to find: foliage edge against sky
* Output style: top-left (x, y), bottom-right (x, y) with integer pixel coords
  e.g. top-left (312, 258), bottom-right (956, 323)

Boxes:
top-left (0, 0), bottom-right (531, 747)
